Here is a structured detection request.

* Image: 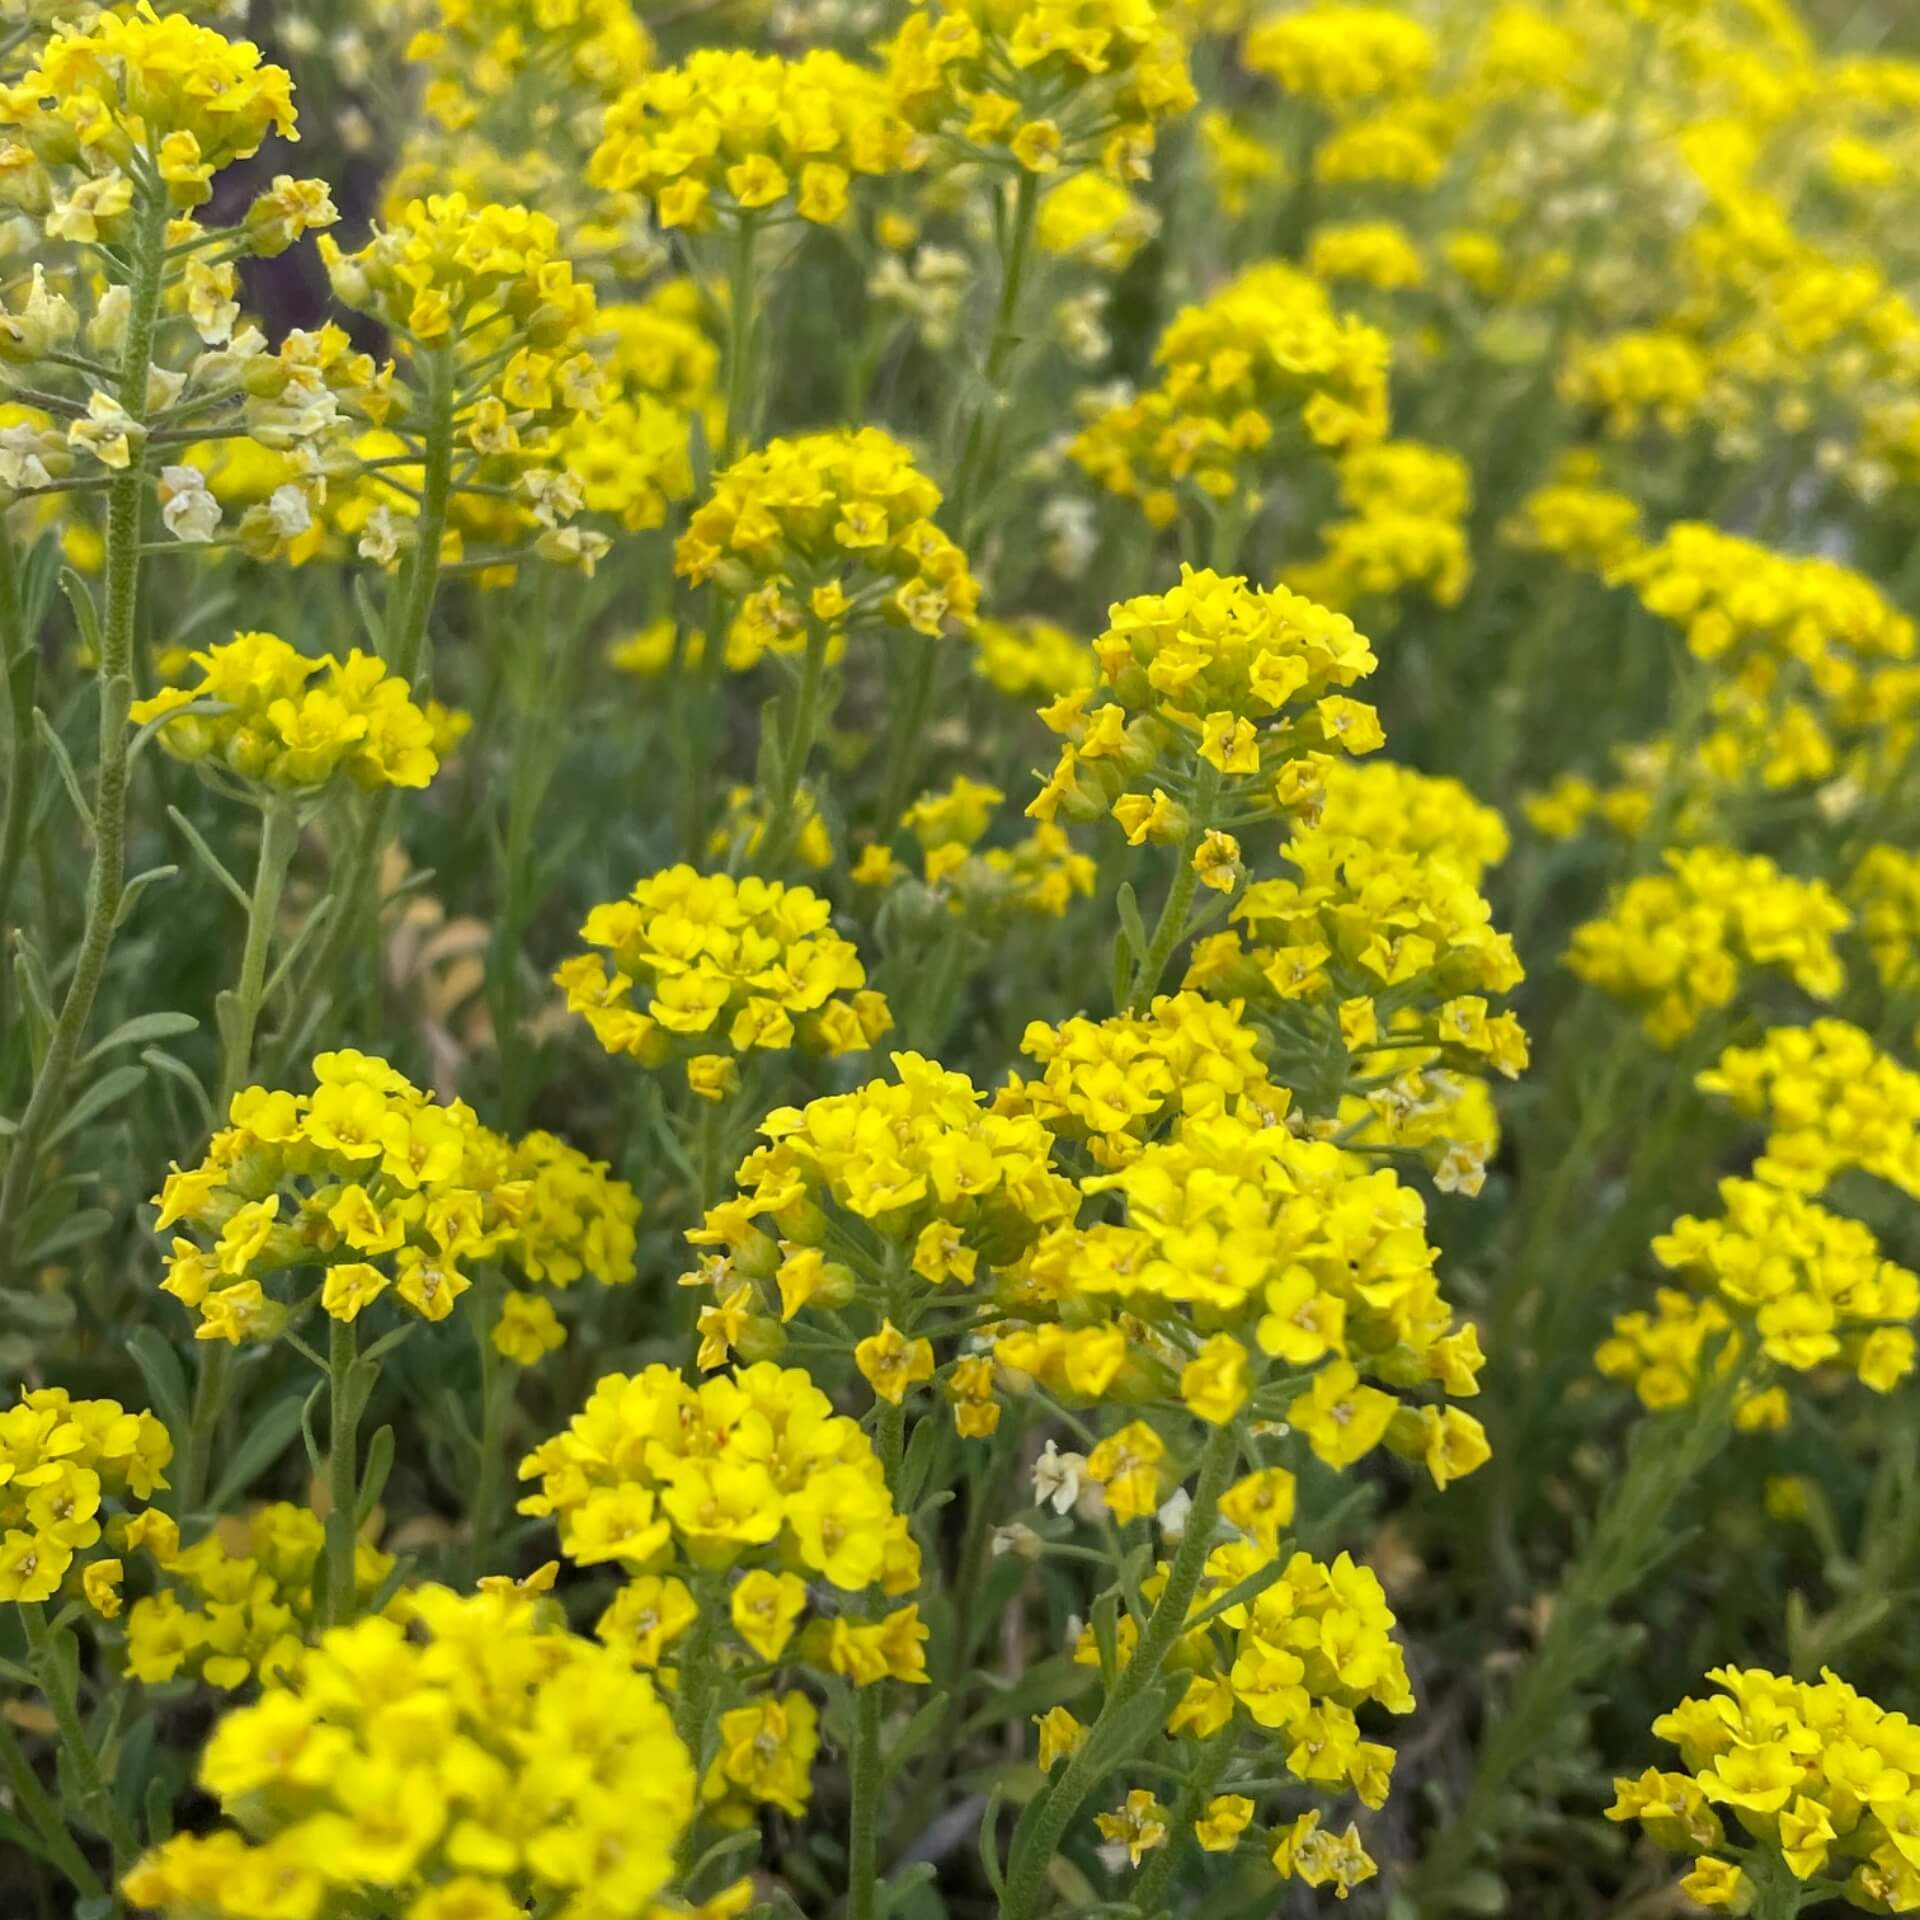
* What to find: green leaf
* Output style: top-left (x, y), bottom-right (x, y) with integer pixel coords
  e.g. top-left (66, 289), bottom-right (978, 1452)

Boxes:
top-left (206, 1396), bottom-right (305, 1513)
top-left (1110, 927), bottom-right (1132, 1015)
top-left (166, 804), bottom-right (250, 911)
top-left (1115, 880), bottom-right (1148, 962)
top-left (262, 894), bottom-right (333, 1006)
top-left (115, 863), bottom-right (179, 928)
top-left (21, 1209), bottom-right (112, 1266)
top-left (46, 1062), bottom-right (146, 1149)
top-left (1187, 1546), bottom-right (1296, 1631)
top-left (34, 709), bottom-right (93, 835)
top-left (129, 696), bottom-right (228, 761)
top-left (0, 1286), bottom-right (77, 1334)
top-left (357, 1424), bottom-right (395, 1524)
top-left (143, 1774), bottom-right (174, 1846)
top-left (884, 1690), bottom-right (950, 1774)
top-left (59, 567), bottom-right (101, 656)
top-left (80, 1009), bottom-right (198, 1069)
top-left (977, 1779), bottom-right (1011, 1898)
top-left (142, 1047), bottom-right (215, 1135)
top-left (126, 1328), bottom-right (190, 1445)
top-left (896, 1413), bottom-right (939, 1512)
top-left (299, 1381), bottom-right (325, 1475)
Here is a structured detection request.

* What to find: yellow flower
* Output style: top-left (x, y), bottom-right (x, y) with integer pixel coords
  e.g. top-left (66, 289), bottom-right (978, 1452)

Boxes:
top-left (1195, 1793), bottom-right (1255, 1852)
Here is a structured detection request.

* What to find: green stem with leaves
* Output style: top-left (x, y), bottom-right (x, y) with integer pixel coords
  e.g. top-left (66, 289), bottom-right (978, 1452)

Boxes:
top-left (325, 1315), bottom-right (362, 1627)
top-left (464, 1276), bottom-right (509, 1587)
top-left (291, 342), bottom-right (456, 1033)
top-left (846, 1396), bottom-right (908, 1920)
top-left (999, 1419), bottom-right (1239, 1920)
top-left (0, 529), bottom-right (38, 971)
top-left (1127, 763), bottom-right (1221, 1013)
top-left (756, 617), bottom-right (830, 873)
top-left (1127, 1733), bottom-right (1234, 1916)
top-left (1411, 1373), bottom-right (1743, 1909)
top-left (0, 185), bottom-right (168, 1281)
top-left (217, 797), bottom-right (298, 1107)
top-left (23, 1601), bottom-right (139, 1873)
top-left (0, 1708), bottom-right (105, 1900)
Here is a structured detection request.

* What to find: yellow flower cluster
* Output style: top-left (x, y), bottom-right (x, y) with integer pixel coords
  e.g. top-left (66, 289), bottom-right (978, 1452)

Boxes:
top-left (320, 193), bottom-right (596, 366)
top-left (1, 4), bottom-right (297, 209)
top-left (0, 1389), bottom-right (170, 1604)
top-left (1622, 522), bottom-right (1915, 703)
top-left (1502, 474), bottom-right (1647, 577)
top-left (884, 0), bottom-right (1196, 181)
top-left (685, 1051), bottom-right (1074, 1364)
top-left (1319, 758), bottom-right (1511, 883)
top-left (121, 1501), bottom-right (395, 1690)
top-left (1847, 844), bottom-right (1920, 992)
top-left (554, 286), bottom-right (721, 536)
top-left (972, 614), bottom-right (1097, 701)
top-left (590, 48), bottom-right (915, 231)
top-left (519, 1361), bottom-right (917, 1598)
top-left (123, 1583), bottom-right (697, 1920)
top-left (677, 428), bottom-right (979, 642)
top-left (1559, 329), bottom-right (1712, 437)
top-left (405, 0), bottom-right (652, 129)
top-left (1069, 264), bottom-right (1391, 528)
top-left (129, 629), bottom-right (439, 793)
top-left (999, 1104), bottom-right (1489, 1485)
top-left (1307, 219), bottom-right (1427, 293)
top-left (151, 1050), bottom-right (638, 1342)
top-left (1699, 1021), bottom-right (1920, 1202)
top-left (1566, 848), bottom-right (1850, 1047)
top-left (554, 867), bottom-right (890, 1092)
top-left (1597, 1178), bottom-right (1917, 1422)
top-left (1609, 1666), bottom-right (1920, 1911)
top-left (1029, 566), bottom-right (1381, 838)
top-left (1288, 438), bottom-right (1474, 614)
top-left (997, 991), bottom-right (1278, 1167)
top-left (1241, 5), bottom-right (1437, 109)
top-left (1192, 820), bottom-right (1527, 1041)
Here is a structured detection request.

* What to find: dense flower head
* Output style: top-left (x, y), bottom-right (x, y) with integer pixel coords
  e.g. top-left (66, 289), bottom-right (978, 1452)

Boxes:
top-left (121, 1583), bottom-right (696, 1920)
top-left (972, 614), bottom-right (1098, 700)
top-left (1028, 566), bottom-right (1381, 840)
top-left (884, 0), bottom-right (1197, 181)
top-left (319, 194), bottom-right (597, 361)
top-left (1308, 219), bottom-right (1427, 292)
top-left (590, 48), bottom-right (917, 231)
top-left (121, 1499), bottom-right (395, 1691)
top-left (1699, 1020), bottom-right (1920, 1202)
top-left (554, 867), bottom-right (891, 1088)
top-left (128, 629), bottom-right (440, 793)
top-left (1189, 819), bottom-right (1527, 1041)
top-left (1242, 6), bottom-right (1437, 109)
top-left (1, 4), bottom-right (296, 194)
top-left (1567, 848), bottom-right (1849, 1047)
top-left (1620, 522), bottom-right (1915, 704)
top-left (1069, 264), bottom-right (1392, 526)
top-left (1559, 329), bottom-right (1712, 437)
top-left (0, 1388), bottom-right (170, 1605)
top-left (150, 1050), bottom-right (639, 1344)
top-left (1597, 1177), bottom-right (1918, 1418)
top-left (405, 0), bottom-right (652, 129)
top-left (1502, 472), bottom-right (1647, 577)
top-left (996, 1104), bottom-right (1488, 1484)
top-left (996, 991), bottom-right (1281, 1166)
top-left (1319, 759), bottom-right (1511, 885)
top-left (1609, 1666), bottom-right (1920, 1912)
top-left (676, 428), bottom-right (979, 641)
top-left (1847, 844), bottom-right (1920, 992)
top-left (1289, 438), bottom-right (1474, 613)
top-left (519, 1360), bottom-right (917, 1599)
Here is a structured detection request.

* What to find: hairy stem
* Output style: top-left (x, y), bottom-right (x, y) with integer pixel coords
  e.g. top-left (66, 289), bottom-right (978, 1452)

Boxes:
top-left (325, 1314), bottom-right (362, 1627)
top-left (217, 797), bottom-right (299, 1107)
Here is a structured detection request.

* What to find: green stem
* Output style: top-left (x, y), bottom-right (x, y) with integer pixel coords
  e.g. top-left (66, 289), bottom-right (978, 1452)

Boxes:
top-left (22, 1603), bottom-right (138, 1872)
top-left (876, 634), bottom-right (942, 834)
top-left (756, 618), bottom-right (830, 873)
top-left (0, 186), bottom-right (167, 1282)
top-left (289, 343), bottom-right (456, 1035)
top-left (999, 1420), bottom-right (1239, 1920)
top-left (848, 1396), bottom-right (908, 1920)
top-left (175, 1342), bottom-right (230, 1524)
top-left (0, 1703), bottom-right (106, 1899)
top-left (1127, 1735), bottom-right (1235, 1916)
top-left (0, 528), bottom-right (37, 966)
top-left (672, 1570), bottom-right (723, 1765)
top-left (216, 797), bottom-right (298, 1108)
top-left (1411, 1375), bottom-right (1742, 1909)
top-left (720, 217), bottom-right (759, 463)
top-left (1126, 764), bottom-right (1221, 1013)
top-left (325, 1314), bottom-right (362, 1627)
top-left (464, 1277), bottom-right (508, 1586)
